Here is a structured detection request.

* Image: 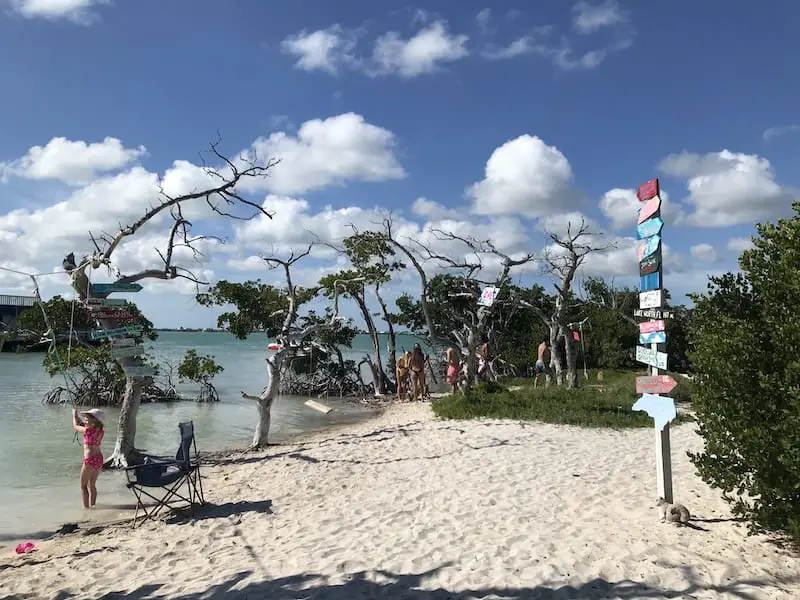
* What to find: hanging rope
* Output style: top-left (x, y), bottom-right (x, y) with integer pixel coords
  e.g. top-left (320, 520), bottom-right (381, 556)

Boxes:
top-left (29, 274), bottom-right (74, 399)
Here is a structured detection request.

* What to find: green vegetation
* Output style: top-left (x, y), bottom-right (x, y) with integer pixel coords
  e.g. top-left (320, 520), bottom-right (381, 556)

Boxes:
top-left (433, 370), bottom-right (694, 428)
top-left (689, 202), bottom-right (800, 544)
top-left (177, 349), bottom-right (224, 402)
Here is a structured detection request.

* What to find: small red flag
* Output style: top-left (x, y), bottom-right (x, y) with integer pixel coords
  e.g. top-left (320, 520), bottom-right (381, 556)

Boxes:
top-left (572, 331), bottom-right (580, 341)
top-left (637, 178), bottom-right (659, 202)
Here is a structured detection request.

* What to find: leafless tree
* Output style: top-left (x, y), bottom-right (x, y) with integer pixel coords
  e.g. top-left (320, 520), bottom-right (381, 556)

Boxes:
top-left (241, 245), bottom-right (350, 449)
top-left (381, 215), bottom-right (535, 396)
top-left (63, 139), bottom-right (278, 467)
top-left (524, 218), bottom-right (614, 388)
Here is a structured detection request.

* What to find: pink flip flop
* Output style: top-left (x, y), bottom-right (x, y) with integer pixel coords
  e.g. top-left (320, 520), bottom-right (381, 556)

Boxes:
top-left (15, 542), bottom-right (35, 554)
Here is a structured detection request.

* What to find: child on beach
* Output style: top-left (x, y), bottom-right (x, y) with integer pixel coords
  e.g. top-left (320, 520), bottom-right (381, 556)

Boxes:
top-left (72, 408), bottom-right (105, 509)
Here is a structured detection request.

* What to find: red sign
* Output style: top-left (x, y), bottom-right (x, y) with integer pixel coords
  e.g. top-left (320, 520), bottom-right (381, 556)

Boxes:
top-left (636, 375), bottom-right (677, 395)
top-left (637, 178), bottom-right (659, 202)
top-left (572, 331), bottom-right (581, 341)
top-left (637, 196), bottom-right (661, 224)
top-left (639, 319), bottom-right (665, 334)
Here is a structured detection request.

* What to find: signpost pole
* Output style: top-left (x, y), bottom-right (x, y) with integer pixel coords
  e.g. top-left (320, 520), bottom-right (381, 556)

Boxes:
top-left (634, 178), bottom-right (674, 504)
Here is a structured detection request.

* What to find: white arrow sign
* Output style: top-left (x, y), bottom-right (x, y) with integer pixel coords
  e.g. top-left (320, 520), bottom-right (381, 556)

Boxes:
top-left (635, 345), bottom-right (668, 370)
top-left (633, 394), bottom-right (677, 431)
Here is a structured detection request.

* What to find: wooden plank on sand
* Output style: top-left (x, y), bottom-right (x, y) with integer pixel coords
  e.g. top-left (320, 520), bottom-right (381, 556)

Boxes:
top-left (304, 400), bottom-right (333, 414)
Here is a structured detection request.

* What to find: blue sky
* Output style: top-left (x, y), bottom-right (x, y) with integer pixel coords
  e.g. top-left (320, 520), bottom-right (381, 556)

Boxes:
top-left (0, 0), bottom-right (797, 328)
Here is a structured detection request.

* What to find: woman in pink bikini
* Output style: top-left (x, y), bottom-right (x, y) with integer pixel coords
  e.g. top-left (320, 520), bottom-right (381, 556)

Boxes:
top-left (72, 408), bottom-right (105, 508)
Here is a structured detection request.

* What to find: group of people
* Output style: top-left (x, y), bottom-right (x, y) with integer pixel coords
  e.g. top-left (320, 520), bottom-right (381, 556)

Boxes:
top-left (395, 343), bottom-right (428, 401)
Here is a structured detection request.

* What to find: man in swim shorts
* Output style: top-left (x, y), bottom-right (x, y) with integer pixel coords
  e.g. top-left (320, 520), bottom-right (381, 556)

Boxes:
top-left (534, 339), bottom-right (550, 388)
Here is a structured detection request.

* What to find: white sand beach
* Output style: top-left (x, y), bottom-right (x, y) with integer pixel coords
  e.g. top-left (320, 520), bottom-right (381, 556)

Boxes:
top-left (1, 403), bottom-right (798, 600)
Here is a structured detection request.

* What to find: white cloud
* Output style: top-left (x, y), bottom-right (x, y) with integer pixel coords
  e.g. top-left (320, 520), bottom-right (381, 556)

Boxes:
top-left (689, 243), bottom-right (718, 263)
top-left (727, 237), bottom-right (755, 254)
top-left (281, 21), bottom-right (468, 79)
top-left (9, 0), bottom-right (108, 23)
top-left (658, 150), bottom-right (795, 227)
top-left (762, 124), bottom-right (800, 141)
top-left (281, 25), bottom-right (359, 75)
top-left (480, 27), bottom-right (616, 70)
top-left (476, 8), bottom-right (493, 34)
top-left (243, 113), bottom-right (405, 195)
top-left (371, 21), bottom-right (468, 77)
top-left (599, 187), bottom-right (684, 230)
top-left (467, 135), bottom-right (581, 218)
top-left (572, 0), bottom-right (627, 34)
top-left (0, 137), bottom-right (145, 186)
top-left (410, 197), bottom-right (460, 220)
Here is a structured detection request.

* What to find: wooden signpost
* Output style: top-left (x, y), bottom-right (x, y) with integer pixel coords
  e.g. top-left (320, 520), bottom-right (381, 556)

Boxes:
top-left (639, 331), bottom-right (667, 345)
top-left (632, 177), bottom-right (675, 504)
top-left (83, 280), bottom-right (152, 379)
top-left (640, 272), bottom-right (660, 292)
top-left (637, 217), bottom-right (664, 240)
top-left (635, 375), bottom-right (677, 395)
top-left (86, 298), bottom-right (129, 307)
top-left (638, 197), bottom-right (661, 223)
top-left (639, 319), bottom-right (665, 334)
top-left (639, 290), bottom-right (662, 309)
top-left (91, 282), bottom-right (143, 294)
top-left (89, 326), bottom-right (142, 340)
top-left (637, 235), bottom-right (661, 261)
top-left (122, 365), bottom-right (156, 377)
top-left (111, 345), bottom-right (144, 358)
top-left (634, 308), bottom-right (673, 319)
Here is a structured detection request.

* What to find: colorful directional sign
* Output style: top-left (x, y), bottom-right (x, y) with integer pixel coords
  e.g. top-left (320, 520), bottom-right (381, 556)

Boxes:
top-left (635, 345), bottom-right (668, 370)
top-left (637, 217), bottom-right (664, 240)
top-left (92, 282), bottom-right (143, 294)
top-left (89, 326), bottom-right (142, 340)
top-left (640, 272), bottom-right (660, 292)
top-left (634, 308), bottom-right (674, 319)
top-left (632, 394), bottom-right (676, 431)
top-left (86, 298), bottom-right (129, 307)
top-left (111, 345), bottom-right (144, 358)
top-left (122, 365), bottom-right (155, 377)
top-left (638, 196), bottom-right (661, 224)
top-left (639, 253), bottom-right (661, 276)
top-left (635, 375), bottom-right (677, 395)
top-left (637, 178), bottom-right (659, 202)
top-left (91, 309), bottom-right (133, 320)
top-left (639, 319), bottom-right (666, 334)
top-left (639, 290), bottom-right (662, 309)
top-left (640, 331), bottom-right (667, 345)
top-left (637, 235), bottom-right (661, 261)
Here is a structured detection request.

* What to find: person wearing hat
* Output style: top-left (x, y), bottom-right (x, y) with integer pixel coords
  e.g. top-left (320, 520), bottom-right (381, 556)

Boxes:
top-left (72, 407), bottom-right (105, 508)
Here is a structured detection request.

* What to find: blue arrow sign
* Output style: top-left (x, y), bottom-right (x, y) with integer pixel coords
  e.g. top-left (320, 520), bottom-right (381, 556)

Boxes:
top-left (640, 272), bottom-right (661, 292)
top-left (122, 365), bottom-right (156, 377)
top-left (637, 217), bottom-right (664, 240)
top-left (632, 394), bottom-right (676, 431)
top-left (92, 282), bottom-right (143, 294)
top-left (637, 235), bottom-right (661, 261)
top-left (639, 331), bottom-right (667, 344)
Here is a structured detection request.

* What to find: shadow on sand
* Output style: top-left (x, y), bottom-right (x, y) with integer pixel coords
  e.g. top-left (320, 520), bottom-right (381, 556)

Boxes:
top-left (2, 563), bottom-right (793, 600)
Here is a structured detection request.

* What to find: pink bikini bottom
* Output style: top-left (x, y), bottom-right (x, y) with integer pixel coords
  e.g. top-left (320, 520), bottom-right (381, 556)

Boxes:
top-left (83, 454), bottom-right (104, 470)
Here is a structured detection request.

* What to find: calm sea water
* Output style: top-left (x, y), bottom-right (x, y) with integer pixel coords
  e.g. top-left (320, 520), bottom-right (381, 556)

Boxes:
top-left (0, 331), bottom-right (434, 545)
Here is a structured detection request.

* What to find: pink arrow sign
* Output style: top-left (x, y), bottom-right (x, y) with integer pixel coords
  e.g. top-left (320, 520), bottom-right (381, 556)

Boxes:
top-left (636, 375), bottom-right (677, 395)
top-left (639, 319), bottom-right (665, 334)
top-left (638, 196), bottom-right (661, 224)
top-left (637, 178), bottom-right (659, 202)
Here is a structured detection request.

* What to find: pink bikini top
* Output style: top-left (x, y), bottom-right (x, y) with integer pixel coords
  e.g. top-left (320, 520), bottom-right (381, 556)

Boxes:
top-left (84, 427), bottom-right (104, 447)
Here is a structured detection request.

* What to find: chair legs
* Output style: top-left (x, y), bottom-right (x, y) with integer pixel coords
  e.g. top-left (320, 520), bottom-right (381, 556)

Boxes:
top-left (129, 469), bottom-right (205, 528)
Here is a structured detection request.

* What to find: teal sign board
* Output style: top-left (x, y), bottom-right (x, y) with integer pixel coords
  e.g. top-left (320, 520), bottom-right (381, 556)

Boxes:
top-left (92, 283), bottom-right (143, 294)
top-left (640, 272), bottom-right (661, 292)
top-left (637, 217), bottom-right (664, 240)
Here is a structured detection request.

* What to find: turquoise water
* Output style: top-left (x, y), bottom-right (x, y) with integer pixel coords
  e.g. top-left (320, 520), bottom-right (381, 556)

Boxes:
top-left (0, 331), bottom-right (435, 545)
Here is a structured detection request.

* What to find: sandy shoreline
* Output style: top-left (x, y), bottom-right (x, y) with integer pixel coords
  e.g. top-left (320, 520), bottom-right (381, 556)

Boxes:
top-left (1, 403), bottom-right (798, 599)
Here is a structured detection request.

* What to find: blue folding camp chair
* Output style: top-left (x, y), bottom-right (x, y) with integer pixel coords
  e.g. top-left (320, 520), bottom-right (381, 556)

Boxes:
top-left (125, 421), bottom-right (205, 527)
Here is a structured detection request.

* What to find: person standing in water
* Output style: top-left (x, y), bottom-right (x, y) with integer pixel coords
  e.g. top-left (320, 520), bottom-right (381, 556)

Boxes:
top-left (409, 344), bottom-right (426, 401)
top-left (72, 408), bottom-right (105, 509)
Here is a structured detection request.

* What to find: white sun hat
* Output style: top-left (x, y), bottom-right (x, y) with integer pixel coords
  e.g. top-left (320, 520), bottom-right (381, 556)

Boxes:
top-left (79, 408), bottom-right (105, 423)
